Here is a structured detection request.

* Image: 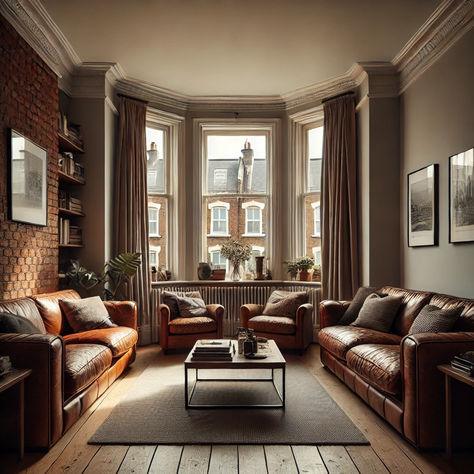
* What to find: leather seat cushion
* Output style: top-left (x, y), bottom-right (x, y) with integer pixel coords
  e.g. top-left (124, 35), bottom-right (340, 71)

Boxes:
top-left (63, 327), bottom-right (138, 357)
top-left (318, 326), bottom-right (401, 360)
top-left (346, 344), bottom-right (401, 396)
top-left (64, 343), bottom-right (112, 398)
top-left (168, 317), bottom-right (217, 334)
top-left (248, 315), bottom-right (296, 335)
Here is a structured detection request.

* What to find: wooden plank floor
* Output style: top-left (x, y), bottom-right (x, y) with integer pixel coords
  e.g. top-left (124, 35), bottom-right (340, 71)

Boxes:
top-left (1, 344), bottom-right (473, 473)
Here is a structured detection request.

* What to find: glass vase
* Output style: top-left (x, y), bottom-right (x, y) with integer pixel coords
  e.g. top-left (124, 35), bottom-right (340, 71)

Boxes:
top-left (230, 262), bottom-right (242, 281)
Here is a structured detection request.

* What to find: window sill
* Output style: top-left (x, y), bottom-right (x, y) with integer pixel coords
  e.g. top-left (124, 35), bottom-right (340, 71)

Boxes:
top-left (150, 235), bottom-right (162, 238)
top-left (207, 233), bottom-right (231, 237)
top-left (311, 235), bottom-right (321, 238)
top-left (242, 233), bottom-right (266, 237)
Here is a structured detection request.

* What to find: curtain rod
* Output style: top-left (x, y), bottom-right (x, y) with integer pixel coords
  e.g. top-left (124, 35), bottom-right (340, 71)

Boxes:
top-left (117, 93), bottom-right (148, 105)
top-left (321, 91), bottom-right (354, 104)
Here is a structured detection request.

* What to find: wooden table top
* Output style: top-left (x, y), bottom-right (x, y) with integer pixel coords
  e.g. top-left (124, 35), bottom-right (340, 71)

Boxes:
top-left (0, 368), bottom-right (32, 393)
top-left (185, 339), bottom-right (286, 369)
top-left (438, 364), bottom-right (474, 388)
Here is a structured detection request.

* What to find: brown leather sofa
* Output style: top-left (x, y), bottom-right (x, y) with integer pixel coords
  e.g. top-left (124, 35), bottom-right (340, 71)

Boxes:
top-left (319, 286), bottom-right (474, 450)
top-left (0, 289), bottom-right (138, 450)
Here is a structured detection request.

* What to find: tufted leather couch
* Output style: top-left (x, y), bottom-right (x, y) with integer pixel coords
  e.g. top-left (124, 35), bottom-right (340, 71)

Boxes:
top-left (319, 286), bottom-right (474, 450)
top-left (0, 289), bottom-right (138, 450)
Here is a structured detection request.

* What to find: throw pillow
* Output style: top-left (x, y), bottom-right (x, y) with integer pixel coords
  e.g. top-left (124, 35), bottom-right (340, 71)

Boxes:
top-left (351, 293), bottom-right (403, 333)
top-left (59, 296), bottom-right (117, 332)
top-left (262, 290), bottom-right (308, 319)
top-left (338, 286), bottom-right (378, 325)
top-left (408, 304), bottom-right (463, 335)
top-left (176, 295), bottom-right (208, 318)
top-left (162, 290), bottom-right (202, 319)
top-left (0, 312), bottom-right (40, 334)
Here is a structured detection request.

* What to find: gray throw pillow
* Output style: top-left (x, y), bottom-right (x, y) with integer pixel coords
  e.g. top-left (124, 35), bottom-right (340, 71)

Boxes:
top-left (176, 295), bottom-right (208, 318)
top-left (59, 296), bottom-right (117, 332)
top-left (0, 312), bottom-right (40, 334)
top-left (408, 305), bottom-right (463, 335)
top-left (351, 293), bottom-right (403, 333)
top-left (162, 290), bottom-right (202, 319)
top-left (338, 286), bottom-right (378, 325)
top-left (262, 290), bottom-right (308, 319)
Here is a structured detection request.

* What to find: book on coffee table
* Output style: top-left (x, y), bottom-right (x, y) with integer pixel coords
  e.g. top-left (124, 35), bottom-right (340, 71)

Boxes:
top-left (191, 339), bottom-right (233, 361)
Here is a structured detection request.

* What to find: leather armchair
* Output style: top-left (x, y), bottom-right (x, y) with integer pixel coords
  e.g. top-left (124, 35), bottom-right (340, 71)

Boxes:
top-left (159, 303), bottom-right (224, 352)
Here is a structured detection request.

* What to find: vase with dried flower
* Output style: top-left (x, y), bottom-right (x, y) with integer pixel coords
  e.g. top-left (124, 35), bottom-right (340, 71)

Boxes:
top-left (220, 240), bottom-right (252, 281)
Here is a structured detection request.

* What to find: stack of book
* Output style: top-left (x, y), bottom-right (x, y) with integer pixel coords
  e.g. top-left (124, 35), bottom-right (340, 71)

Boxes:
top-left (69, 226), bottom-right (82, 245)
top-left (59, 218), bottom-right (82, 245)
top-left (68, 196), bottom-right (83, 213)
top-left (451, 351), bottom-right (474, 376)
top-left (191, 340), bottom-right (233, 361)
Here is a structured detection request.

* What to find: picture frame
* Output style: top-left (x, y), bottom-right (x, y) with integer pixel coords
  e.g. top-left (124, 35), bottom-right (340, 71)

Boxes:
top-left (407, 163), bottom-right (438, 247)
top-left (8, 129), bottom-right (48, 226)
top-left (449, 147), bottom-right (474, 243)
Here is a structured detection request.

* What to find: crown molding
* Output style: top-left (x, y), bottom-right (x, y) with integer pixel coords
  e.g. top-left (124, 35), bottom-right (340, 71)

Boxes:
top-left (393, 0), bottom-right (474, 93)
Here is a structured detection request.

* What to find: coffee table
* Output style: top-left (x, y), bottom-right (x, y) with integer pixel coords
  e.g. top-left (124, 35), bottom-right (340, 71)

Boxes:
top-left (184, 339), bottom-right (286, 409)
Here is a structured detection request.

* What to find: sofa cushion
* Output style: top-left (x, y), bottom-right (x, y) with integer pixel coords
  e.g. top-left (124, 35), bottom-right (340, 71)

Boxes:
top-left (0, 298), bottom-right (46, 333)
top-left (248, 315), bottom-right (296, 335)
top-left (63, 327), bottom-right (138, 357)
top-left (338, 286), bottom-right (378, 325)
top-left (33, 289), bottom-right (80, 335)
top-left (176, 295), bottom-right (208, 318)
top-left (346, 344), bottom-right (401, 396)
top-left (168, 317), bottom-right (217, 334)
top-left (409, 304), bottom-right (463, 335)
top-left (262, 290), bottom-right (308, 319)
top-left (60, 296), bottom-right (117, 333)
top-left (0, 312), bottom-right (41, 334)
top-left (64, 343), bottom-right (112, 399)
top-left (162, 291), bottom-right (202, 319)
top-left (428, 294), bottom-right (474, 332)
top-left (318, 326), bottom-right (402, 361)
top-left (351, 293), bottom-right (403, 333)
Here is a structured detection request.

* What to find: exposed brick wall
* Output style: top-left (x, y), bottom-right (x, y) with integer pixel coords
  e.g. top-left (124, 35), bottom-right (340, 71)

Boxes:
top-left (0, 14), bottom-right (59, 299)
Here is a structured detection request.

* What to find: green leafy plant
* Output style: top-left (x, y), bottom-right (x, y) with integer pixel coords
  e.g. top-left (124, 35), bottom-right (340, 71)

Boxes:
top-left (66, 252), bottom-right (141, 300)
top-left (285, 260), bottom-right (299, 279)
top-left (295, 256), bottom-right (315, 271)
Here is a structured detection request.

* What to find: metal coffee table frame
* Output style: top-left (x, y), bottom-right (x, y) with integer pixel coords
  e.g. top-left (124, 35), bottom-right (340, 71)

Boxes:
top-left (184, 339), bottom-right (286, 409)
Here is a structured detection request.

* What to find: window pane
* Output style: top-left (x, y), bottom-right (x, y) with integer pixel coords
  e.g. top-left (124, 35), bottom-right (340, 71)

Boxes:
top-left (146, 127), bottom-right (165, 193)
top-left (211, 251), bottom-right (226, 270)
top-left (148, 197), bottom-right (167, 267)
top-left (307, 126), bottom-right (323, 193)
top-left (305, 195), bottom-right (321, 261)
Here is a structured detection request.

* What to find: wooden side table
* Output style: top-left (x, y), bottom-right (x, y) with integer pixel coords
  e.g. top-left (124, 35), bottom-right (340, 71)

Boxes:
top-left (437, 364), bottom-right (474, 458)
top-left (0, 368), bottom-right (32, 460)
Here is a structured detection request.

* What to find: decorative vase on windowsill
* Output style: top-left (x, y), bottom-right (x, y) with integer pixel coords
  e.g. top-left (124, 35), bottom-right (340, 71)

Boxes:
top-left (230, 262), bottom-right (243, 281)
top-left (220, 240), bottom-right (252, 282)
top-left (295, 256), bottom-right (315, 282)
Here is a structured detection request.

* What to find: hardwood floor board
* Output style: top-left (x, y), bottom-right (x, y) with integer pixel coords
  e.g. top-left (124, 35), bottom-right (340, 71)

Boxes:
top-left (264, 445), bottom-right (298, 474)
top-left (291, 445), bottom-right (328, 473)
top-left (208, 445), bottom-right (238, 474)
top-left (117, 445), bottom-right (155, 473)
top-left (149, 445), bottom-right (183, 474)
top-left (83, 445), bottom-right (129, 474)
top-left (318, 446), bottom-right (358, 474)
top-left (238, 445), bottom-right (267, 474)
top-left (178, 445), bottom-right (211, 474)
top-left (346, 445), bottom-right (389, 473)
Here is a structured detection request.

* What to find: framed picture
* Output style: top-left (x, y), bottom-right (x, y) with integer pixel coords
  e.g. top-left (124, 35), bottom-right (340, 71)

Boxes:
top-left (407, 164), bottom-right (438, 247)
top-left (8, 129), bottom-right (48, 226)
top-left (449, 147), bottom-right (474, 243)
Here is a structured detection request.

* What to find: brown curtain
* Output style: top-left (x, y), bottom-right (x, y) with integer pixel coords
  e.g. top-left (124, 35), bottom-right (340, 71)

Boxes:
top-left (321, 94), bottom-right (359, 300)
top-left (114, 96), bottom-right (150, 341)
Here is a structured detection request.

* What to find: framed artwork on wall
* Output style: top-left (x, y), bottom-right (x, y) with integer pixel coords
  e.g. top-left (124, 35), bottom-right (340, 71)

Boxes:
top-left (407, 163), bottom-right (438, 247)
top-left (449, 147), bottom-right (474, 243)
top-left (8, 129), bottom-right (48, 226)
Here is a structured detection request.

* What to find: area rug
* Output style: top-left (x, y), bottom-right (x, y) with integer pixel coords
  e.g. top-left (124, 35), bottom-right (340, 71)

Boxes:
top-left (89, 357), bottom-right (368, 445)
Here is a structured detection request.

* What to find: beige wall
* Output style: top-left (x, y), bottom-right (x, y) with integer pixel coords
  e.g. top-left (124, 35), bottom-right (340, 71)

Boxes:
top-left (400, 28), bottom-right (474, 298)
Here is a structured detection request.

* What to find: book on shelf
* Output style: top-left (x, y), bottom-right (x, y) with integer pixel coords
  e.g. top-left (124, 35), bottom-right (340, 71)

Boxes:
top-left (453, 351), bottom-right (474, 367)
top-left (191, 339), bottom-right (233, 360)
top-left (191, 353), bottom-right (233, 361)
top-left (450, 360), bottom-right (474, 376)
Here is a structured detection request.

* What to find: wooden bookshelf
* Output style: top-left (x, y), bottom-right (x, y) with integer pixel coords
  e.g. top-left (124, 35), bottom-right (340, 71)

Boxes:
top-left (58, 208), bottom-right (85, 217)
top-left (58, 132), bottom-right (84, 153)
top-left (58, 170), bottom-right (85, 185)
top-left (59, 243), bottom-right (84, 248)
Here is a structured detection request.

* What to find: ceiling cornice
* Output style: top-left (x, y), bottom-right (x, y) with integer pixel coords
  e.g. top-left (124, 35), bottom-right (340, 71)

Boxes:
top-left (1, 0), bottom-right (471, 110)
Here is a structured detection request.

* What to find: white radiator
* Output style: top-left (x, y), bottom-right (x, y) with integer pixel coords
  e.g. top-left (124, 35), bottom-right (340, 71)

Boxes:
top-left (150, 282), bottom-right (321, 343)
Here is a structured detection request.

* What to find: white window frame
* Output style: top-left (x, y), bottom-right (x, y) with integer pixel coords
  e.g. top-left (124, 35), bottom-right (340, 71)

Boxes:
top-left (312, 246), bottom-right (321, 266)
top-left (311, 201), bottom-right (320, 237)
top-left (149, 245), bottom-right (161, 268)
top-left (242, 201), bottom-right (265, 237)
top-left (148, 203), bottom-right (161, 237)
top-left (208, 244), bottom-right (229, 272)
top-left (208, 201), bottom-right (230, 236)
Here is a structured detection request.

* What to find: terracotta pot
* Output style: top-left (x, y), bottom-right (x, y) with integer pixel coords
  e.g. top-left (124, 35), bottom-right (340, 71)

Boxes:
top-left (298, 269), bottom-right (313, 281)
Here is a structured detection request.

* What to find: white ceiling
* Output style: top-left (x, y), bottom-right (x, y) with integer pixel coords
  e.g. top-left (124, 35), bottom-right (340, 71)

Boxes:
top-left (42, 0), bottom-right (441, 97)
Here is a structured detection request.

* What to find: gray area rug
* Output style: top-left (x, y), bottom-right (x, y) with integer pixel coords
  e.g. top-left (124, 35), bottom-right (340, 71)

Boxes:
top-left (89, 357), bottom-right (368, 445)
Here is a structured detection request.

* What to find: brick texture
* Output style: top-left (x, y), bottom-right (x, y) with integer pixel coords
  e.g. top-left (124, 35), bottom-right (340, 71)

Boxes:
top-left (0, 14), bottom-right (59, 299)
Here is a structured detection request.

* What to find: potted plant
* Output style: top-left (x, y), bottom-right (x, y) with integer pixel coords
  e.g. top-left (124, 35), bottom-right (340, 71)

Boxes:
top-left (312, 264), bottom-right (321, 282)
top-left (295, 256), bottom-right (315, 281)
top-left (285, 260), bottom-right (299, 280)
top-left (220, 240), bottom-right (252, 281)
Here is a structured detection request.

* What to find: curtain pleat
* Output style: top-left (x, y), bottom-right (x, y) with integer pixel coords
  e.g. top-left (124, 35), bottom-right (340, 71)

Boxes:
top-left (321, 95), bottom-right (359, 300)
top-left (114, 97), bottom-right (150, 342)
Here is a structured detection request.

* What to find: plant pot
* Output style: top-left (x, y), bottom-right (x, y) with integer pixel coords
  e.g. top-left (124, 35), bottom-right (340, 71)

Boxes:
top-left (298, 269), bottom-right (313, 281)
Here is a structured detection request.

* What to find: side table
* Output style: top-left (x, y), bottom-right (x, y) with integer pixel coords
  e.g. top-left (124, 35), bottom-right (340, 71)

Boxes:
top-left (0, 368), bottom-right (32, 460)
top-left (437, 364), bottom-right (474, 458)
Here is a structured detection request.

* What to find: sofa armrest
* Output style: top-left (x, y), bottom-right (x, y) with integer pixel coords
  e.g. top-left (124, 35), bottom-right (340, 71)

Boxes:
top-left (401, 331), bottom-right (474, 449)
top-left (319, 300), bottom-right (350, 329)
top-left (0, 333), bottom-right (64, 449)
top-left (240, 304), bottom-right (264, 328)
top-left (159, 303), bottom-right (171, 350)
top-left (103, 300), bottom-right (137, 330)
top-left (206, 304), bottom-right (225, 338)
top-left (296, 303), bottom-right (313, 350)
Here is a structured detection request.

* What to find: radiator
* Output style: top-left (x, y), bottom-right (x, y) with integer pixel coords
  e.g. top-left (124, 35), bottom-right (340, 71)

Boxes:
top-left (150, 282), bottom-right (321, 343)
